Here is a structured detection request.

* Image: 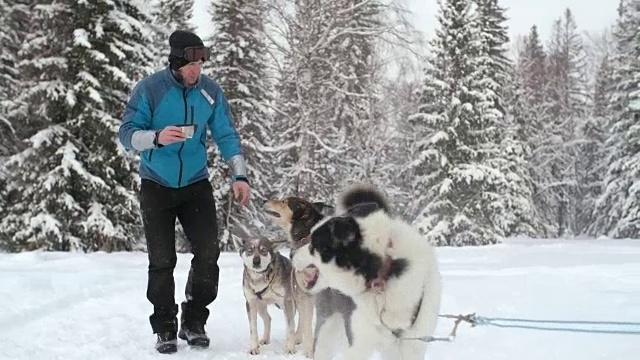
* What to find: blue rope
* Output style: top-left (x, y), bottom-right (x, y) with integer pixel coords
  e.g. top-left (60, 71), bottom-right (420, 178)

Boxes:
top-left (482, 317), bottom-right (640, 326)
top-left (473, 315), bottom-right (640, 336)
top-left (409, 314), bottom-right (640, 343)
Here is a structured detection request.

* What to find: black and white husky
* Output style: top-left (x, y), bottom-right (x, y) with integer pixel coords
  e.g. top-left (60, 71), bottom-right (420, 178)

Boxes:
top-left (291, 184), bottom-right (442, 360)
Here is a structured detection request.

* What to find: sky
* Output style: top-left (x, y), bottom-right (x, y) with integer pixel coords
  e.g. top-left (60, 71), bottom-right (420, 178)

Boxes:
top-left (193, 0), bottom-right (618, 44)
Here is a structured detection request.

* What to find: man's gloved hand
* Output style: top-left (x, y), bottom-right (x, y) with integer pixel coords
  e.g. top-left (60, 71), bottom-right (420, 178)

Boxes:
top-left (232, 179), bottom-right (251, 207)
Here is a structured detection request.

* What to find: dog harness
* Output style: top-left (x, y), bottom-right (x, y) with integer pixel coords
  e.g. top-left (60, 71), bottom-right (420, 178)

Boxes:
top-left (251, 265), bottom-right (275, 300)
top-left (389, 289), bottom-right (425, 338)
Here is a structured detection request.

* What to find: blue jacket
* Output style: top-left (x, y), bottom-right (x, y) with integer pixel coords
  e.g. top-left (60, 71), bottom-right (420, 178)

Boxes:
top-left (118, 67), bottom-right (244, 188)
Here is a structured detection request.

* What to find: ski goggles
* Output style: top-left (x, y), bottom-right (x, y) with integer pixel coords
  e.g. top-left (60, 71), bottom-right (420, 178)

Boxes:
top-left (170, 46), bottom-right (210, 63)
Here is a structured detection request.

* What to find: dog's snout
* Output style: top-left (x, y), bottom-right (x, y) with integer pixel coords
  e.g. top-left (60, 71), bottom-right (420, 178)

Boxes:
top-left (253, 256), bottom-right (261, 266)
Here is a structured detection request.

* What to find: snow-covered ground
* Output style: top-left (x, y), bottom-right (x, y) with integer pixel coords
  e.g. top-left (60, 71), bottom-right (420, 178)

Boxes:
top-left (1, 238), bottom-right (639, 360)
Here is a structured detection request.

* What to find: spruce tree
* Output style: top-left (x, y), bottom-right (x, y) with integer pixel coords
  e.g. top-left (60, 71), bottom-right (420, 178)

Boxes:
top-left (511, 25), bottom-right (558, 235)
top-left (0, 0), bottom-right (28, 156)
top-left (474, 0), bottom-right (539, 237)
top-left (574, 53), bottom-right (612, 234)
top-left (0, 0), bottom-right (156, 252)
top-left (410, 0), bottom-right (500, 246)
top-left (591, 0), bottom-right (640, 238)
top-left (474, 0), bottom-right (510, 91)
top-left (545, 8), bottom-right (590, 236)
top-left (157, 0), bottom-right (195, 32)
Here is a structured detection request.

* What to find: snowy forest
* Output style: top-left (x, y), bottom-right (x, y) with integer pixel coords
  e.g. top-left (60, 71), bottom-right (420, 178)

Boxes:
top-left (0, 0), bottom-right (635, 252)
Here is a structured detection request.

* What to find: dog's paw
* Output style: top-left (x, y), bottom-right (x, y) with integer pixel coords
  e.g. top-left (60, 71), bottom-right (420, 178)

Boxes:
top-left (248, 346), bottom-right (260, 355)
top-left (260, 337), bottom-right (270, 345)
top-left (302, 349), bottom-right (314, 358)
top-left (284, 344), bottom-right (296, 354)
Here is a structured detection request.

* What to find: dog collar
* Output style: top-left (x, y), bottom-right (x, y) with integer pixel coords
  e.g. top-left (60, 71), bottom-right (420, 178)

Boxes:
top-left (293, 233), bottom-right (312, 249)
top-left (301, 233), bottom-right (311, 244)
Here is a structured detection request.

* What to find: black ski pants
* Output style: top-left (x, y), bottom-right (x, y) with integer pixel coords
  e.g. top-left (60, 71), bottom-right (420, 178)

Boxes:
top-left (140, 178), bottom-right (220, 334)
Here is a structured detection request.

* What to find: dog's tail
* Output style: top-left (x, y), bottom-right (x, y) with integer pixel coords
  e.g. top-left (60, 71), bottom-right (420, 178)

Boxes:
top-left (336, 184), bottom-right (391, 216)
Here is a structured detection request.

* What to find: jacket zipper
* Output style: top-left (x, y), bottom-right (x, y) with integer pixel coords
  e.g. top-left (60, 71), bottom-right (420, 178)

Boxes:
top-left (177, 89), bottom-right (187, 187)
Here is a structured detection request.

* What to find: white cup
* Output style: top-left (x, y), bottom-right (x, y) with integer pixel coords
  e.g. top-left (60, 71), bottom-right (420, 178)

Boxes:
top-left (180, 125), bottom-right (196, 138)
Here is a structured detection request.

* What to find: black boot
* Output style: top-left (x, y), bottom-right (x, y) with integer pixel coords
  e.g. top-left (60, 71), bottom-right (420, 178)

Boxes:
top-left (178, 323), bottom-right (210, 348)
top-left (178, 301), bottom-right (210, 348)
top-left (155, 332), bottom-right (177, 354)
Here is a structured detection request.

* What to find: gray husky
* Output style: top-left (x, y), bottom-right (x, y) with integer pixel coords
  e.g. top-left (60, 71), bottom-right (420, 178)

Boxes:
top-left (238, 237), bottom-right (297, 355)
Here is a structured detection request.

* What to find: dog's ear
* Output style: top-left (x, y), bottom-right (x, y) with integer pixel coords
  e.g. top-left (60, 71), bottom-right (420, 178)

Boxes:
top-left (345, 202), bottom-right (379, 218)
top-left (312, 201), bottom-right (334, 213)
top-left (291, 199), bottom-right (309, 220)
top-left (269, 238), bottom-right (289, 253)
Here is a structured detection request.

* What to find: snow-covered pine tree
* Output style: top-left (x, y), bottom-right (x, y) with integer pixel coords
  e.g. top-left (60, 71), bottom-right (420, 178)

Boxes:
top-left (503, 67), bottom-right (546, 235)
top-left (507, 26), bottom-right (556, 236)
top-left (0, 160), bottom-right (8, 250)
top-left (573, 48), bottom-right (613, 234)
top-left (474, 0), bottom-right (510, 90)
top-left (410, 0), bottom-right (502, 246)
top-left (0, 1), bottom-right (76, 251)
top-left (474, 0), bottom-right (540, 237)
top-left (544, 8), bottom-right (590, 236)
top-left (517, 26), bottom-right (548, 105)
top-left (0, 0), bottom-right (28, 157)
top-left (0, 0), bottom-right (28, 249)
top-left (590, 0), bottom-right (640, 238)
top-left (202, 0), bottom-right (277, 247)
top-left (511, 25), bottom-right (559, 236)
top-left (157, 0), bottom-right (194, 32)
top-left (593, 57), bottom-right (615, 118)
top-left (0, 0), bottom-right (157, 252)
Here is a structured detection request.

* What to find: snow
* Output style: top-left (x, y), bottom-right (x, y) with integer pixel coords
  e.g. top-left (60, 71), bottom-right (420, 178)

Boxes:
top-left (73, 28), bottom-right (92, 49)
top-left (30, 126), bottom-right (64, 149)
top-left (0, 238), bottom-right (638, 360)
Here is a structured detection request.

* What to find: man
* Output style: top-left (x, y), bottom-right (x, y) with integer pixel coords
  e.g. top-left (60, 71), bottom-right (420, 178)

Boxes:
top-left (118, 30), bottom-right (251, 354)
